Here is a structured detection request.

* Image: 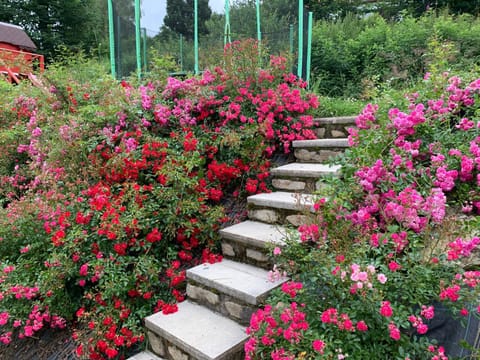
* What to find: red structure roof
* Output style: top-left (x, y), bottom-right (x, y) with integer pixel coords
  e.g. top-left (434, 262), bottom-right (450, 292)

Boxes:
top-left (0, 21), bottom-right (37, 52)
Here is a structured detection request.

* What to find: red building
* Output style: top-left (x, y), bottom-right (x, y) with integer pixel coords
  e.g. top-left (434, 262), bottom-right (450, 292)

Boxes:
top-left (0, 21), bottom-right (44, 83)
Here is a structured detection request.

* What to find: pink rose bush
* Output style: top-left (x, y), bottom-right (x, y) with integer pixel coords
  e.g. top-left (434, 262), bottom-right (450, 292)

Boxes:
top-left (246, 71), bottom-right (480, 358)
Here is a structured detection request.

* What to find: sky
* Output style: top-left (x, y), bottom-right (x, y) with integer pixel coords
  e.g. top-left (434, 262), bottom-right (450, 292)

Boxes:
top-left (141, 0), bottom-right (226, 36)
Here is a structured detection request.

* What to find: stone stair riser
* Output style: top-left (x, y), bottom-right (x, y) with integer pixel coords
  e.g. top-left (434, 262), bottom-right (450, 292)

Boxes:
top-left (248, 207), bottom-right (313, 226)
top-left (147, 331), bottom-right (245, 360)
top-left (294, 147), bottom-right (346, 163)
top-left (313, 116), bottom-right (356, 139)
top-left (187, 282), bottom-right (257, 326)
top-left (221, 240), bottom-right (271, 269)
top-left (272, 177), bottom-right (327, 193)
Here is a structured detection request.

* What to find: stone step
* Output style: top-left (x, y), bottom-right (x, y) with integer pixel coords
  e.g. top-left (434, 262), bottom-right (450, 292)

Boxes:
top-left (293, 139), bottom-right (349, 163)
top-left (314, 116), bottom-right (356, 125)
top-left (186, 259), bottom-right (287, 325)
top-left (293, 138), bottom-right (349, 148)
top-left (219, 220), bottom-right (287, 268)
top-left (313, 116), bottom-right (357, 139)
top-left (146, 301), bottom-right (247, 360)
top-left (247, 191), bottom-right (315, 226)
top-left (270, 163), bottom-right (341, 192)
top-left (127, 351), bottom-right (164, 360)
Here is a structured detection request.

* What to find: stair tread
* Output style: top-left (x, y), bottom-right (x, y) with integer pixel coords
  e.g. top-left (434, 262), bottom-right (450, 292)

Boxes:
top-left (187, 259), bottom-right (287, 305)
top-left (219, 220), bottom-right (287, 248)
top-left (271, 162), bottom-right (341, 177)
top-left (248, 191), bottom-right (315, 211)
top-left (127, 351), bottom-right (164, 360)
top-left (293, 138), bottom-right (349, 148)
top-left (314, 116), bottom-right (356, 125)
top-left (145, 301), bottom-right (247, 360)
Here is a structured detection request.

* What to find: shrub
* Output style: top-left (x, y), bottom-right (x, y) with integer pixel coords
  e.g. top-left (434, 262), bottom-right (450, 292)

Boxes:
top-left (0, 40), bottom-right (319, 359)
top-left (311, 11), bottom-right (480, 98)
top-left (247, 65), bottom-right (480, 358)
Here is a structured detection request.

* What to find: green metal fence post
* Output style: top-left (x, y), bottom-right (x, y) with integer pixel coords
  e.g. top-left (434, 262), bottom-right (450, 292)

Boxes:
top-left (107, 0), bottom-right (116, 78)
top-left (297, 0), bottom-right (304, 79)
top-left (135, 0), bottom-right (141, 79)
top-left (256, 0), bottom-right (261, 44)
top-left (224, 0), bottom-right (231, 46)
top-left (194, 0), bottom-right (199, 75)
top-left (306, 12), bottom-right (313, 88)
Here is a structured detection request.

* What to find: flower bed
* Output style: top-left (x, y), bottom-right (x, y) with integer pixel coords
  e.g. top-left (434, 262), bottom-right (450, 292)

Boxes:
top-left (0, 41), bottom-right (318, 359)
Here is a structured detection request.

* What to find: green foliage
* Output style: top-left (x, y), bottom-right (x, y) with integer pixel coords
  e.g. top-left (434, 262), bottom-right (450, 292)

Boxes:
top-left (163, 0), bottom-right (212, 40)
top-left (311, 11), bottom-right (480, 97)
top-left (0, 0), bottom-right (108, 60)
top-left (314, 96), bottom-right (366, 117)
top-left (305, 0), bottom-right (480, 20)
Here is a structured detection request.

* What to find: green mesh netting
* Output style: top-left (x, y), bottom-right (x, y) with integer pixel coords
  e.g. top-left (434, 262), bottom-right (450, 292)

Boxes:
top-left (111, 0), bottom-right (148, 79)
top-left (152, 1), bottom-right (311, 78)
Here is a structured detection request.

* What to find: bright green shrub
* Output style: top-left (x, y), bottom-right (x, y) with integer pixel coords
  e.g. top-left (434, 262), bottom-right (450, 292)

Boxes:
top-left (311, 11), bottom-right (480, 98)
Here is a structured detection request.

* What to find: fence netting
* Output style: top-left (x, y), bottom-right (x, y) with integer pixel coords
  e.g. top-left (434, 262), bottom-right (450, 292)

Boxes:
top-left (150, 1), bottom-right (311, 78)
top-left (111, 0), bottom-right (148, 79)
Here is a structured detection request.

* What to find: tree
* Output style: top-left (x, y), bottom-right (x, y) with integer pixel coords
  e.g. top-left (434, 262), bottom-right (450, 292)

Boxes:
top-left (0, 0), bottom-right (107, 60)
top-left (163, 0), bottom-right (212, 40)
top-left (304, 0), bottom-right (480, 20)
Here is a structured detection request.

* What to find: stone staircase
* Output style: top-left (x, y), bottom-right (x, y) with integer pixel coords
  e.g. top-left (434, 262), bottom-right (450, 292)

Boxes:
top-left (128, 116), bottom-right (355, 360)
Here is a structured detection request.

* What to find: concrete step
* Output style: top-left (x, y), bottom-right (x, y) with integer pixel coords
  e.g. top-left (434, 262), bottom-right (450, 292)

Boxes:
top-left (293, 139), bottom-right (349, 163)
top-left (146, 301), bottom-right (247, 360)
top-left (127, 351), bottom-right (164, 360)
top-left (186, 259), bottom-right (287, 325)
top-left (314, 116), bottom-right (356, 125)
top-left (313, 116), bottom-right (357, 139)
top-left (271, 162), bottom-right (341, 192)
top-left (247, 191), bottom-right (316, 226)
top-left (219, 220), bottom-right (287, 268)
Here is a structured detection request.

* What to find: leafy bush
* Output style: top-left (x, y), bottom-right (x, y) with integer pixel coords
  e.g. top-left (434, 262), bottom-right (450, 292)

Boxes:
top-left (311, 11), bottom-right (480, 97)
top-left (247, 63), bottom-right (480, 358)
top-left (0, 40), bottom-right (319, 359)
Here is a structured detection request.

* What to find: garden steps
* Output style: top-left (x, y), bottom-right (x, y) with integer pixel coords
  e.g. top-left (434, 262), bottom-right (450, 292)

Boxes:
top-left (270, 162), bottom-right (341, 192)
top-left (313, 116), bottom-right (356, 139)
top-left (135, 116), bottom-right (353, 360)
top-left (293, 138), bottom-right (349, 163)
top-left (186, 259), bottom-right (288, 325)
top-left (145, 301), bottom-right (247, 360)
top-left (219, 220), bottom-right (288, 268)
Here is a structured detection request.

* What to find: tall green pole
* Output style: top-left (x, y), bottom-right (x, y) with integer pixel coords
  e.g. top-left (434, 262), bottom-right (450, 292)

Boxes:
top-left (306, 12), bottom-right (313, 88)
top-left (194, 0), bottom-right (199, 75)
top-left (107, 0), bottom-right (116, 78)
top-left (297, 0), bottom-right (304, 79)
top-left (135, 0), bottom-right (141, 79)
top-left (256, 0), bottom-right (261, 44)
top-left (224, 0), bottom-right (231, 46)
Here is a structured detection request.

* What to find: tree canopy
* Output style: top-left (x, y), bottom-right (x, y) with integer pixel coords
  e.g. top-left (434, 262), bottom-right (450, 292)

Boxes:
top-left (304, 0), bottom-right (480, 20)
top-left (162, 0), bottom-right (212, 40)
top-left (0, 0), bottom-right (107, 60)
